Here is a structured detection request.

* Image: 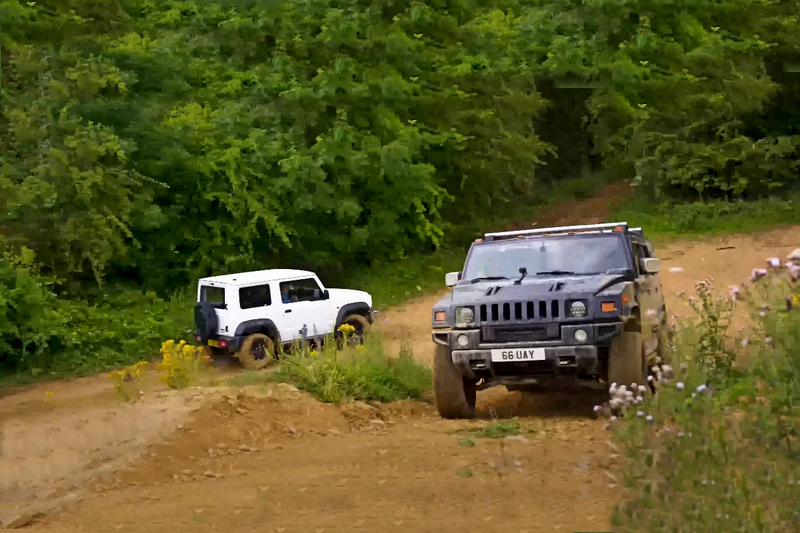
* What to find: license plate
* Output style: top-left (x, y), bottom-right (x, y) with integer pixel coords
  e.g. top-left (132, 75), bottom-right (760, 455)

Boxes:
top-left (207, 339), bottom-right (219, 347)
top-left (491, 348), bottom-right (546, 362)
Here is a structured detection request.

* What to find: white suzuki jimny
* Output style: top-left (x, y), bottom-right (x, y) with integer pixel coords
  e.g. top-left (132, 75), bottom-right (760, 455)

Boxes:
top-left (193, 269), bottom-right (373, 369)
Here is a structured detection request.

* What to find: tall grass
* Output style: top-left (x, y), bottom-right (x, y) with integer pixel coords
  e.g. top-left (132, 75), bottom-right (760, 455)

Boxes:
top-left (233, 331), bottom-right (432, 404)
top-left (606, 263), bottom-right (800, 532)
top-left (611, 194), bottom-right (800, 240)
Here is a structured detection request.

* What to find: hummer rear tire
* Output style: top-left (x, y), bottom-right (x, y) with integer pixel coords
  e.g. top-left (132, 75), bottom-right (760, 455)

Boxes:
top-left (433, 345), bottom-right (476, 419)
top-left (608, 332), bottom-right (646, 387)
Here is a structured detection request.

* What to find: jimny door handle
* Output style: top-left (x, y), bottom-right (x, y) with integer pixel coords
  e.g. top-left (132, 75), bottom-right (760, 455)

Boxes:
top-left (285, 309), bottom-right (292, 313)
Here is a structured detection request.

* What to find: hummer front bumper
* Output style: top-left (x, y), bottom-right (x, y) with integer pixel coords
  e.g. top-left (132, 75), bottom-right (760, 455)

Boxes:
top-left (432, 321), bottom-right (624, 380)
top-left (450, 345), bottom-right (599, 380)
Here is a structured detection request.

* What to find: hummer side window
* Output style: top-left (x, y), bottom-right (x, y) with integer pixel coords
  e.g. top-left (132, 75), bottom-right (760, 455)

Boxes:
top-left (280, 278), bottom-right (324, 303)
top-left (239, 284), bottom-right (272, 309)
top-left (632, 243), bottom-right (651, 275)
top-left (200, 285), bottom-right (225, 308)
top-left (632, 243), bottom-right (643, 275)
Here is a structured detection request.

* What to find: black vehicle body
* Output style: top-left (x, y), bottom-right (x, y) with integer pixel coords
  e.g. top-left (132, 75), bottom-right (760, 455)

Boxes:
top-left (431, 222), bottom-right (667, 404)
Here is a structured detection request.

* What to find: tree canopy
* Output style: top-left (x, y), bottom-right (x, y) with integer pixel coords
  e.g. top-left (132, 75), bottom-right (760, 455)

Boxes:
top-left (2, 0), bottom-right (799, 294)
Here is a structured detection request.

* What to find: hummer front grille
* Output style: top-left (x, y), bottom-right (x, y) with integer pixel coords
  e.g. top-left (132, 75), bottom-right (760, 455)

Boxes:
top-left (479, 300), bottom-right (563, 324)
top-left (482, 324), bottom-right (560, 343)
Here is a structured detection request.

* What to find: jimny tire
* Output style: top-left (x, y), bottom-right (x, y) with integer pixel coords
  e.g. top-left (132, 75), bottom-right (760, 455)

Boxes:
top-left (236, 333), bottom-right (276, 371)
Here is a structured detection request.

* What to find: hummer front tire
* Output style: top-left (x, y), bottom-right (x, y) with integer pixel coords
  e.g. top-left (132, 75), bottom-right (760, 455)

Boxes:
top-left (608, 331), bottom-right (646, 388)
top-left (433, 345), bottom-right (476, 419)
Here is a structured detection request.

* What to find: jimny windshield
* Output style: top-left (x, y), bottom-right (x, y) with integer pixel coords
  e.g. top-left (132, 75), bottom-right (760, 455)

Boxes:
top-left (463, 234), bottom-right (631, 281)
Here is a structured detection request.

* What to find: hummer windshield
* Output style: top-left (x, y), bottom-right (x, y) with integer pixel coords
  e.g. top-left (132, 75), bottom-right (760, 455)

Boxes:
top-left (462, 234), bottom-right (631, 282)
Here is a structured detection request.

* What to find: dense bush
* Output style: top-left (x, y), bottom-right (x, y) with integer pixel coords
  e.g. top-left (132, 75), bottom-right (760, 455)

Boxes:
top-left (2, 0), bottom-right (800, 294)
top-left (2, 0), bottom-right (800, 378)
top-left (0, 247), bottom-right (193, 378)
top-left (0, 248), bottom-right (66, 373)
top-left (607, 264), bottom-right (800, 532)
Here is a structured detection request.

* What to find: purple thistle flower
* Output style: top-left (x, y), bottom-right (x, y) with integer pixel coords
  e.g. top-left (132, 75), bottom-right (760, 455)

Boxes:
top-left (676, 382), bottom-right (685, 391)
top-left (610, 416), bottom-right (617, 422)
top-left (645, 415), bottom-right (653, 423)
top-left (741, 338), bottom-right (750, 347)
top-left (593, 405), bottom-right (602, 413)
top-left (697, 384), bottom-right (708, 393)
top-left (767, 257), bottom-right (781, 268)
top-left (636, 411), bottom-right (644, 418)
top-left (765, 337), bottom-right (773, 345)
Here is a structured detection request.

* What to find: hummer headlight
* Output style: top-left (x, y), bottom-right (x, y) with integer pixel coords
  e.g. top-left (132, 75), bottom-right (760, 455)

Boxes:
top-left (455, 306), bottom-right (475, 324)
top-left (569, 300), bottom-right (588, 318)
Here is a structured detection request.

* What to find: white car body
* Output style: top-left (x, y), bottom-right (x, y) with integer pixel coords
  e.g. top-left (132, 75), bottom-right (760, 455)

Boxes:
top-left (193, 269), bottom-right (373, 352)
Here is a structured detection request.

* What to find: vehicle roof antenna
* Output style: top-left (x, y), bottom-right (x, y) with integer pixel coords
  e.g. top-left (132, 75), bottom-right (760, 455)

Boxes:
top-left (514, 267), bottom-right (527, 285)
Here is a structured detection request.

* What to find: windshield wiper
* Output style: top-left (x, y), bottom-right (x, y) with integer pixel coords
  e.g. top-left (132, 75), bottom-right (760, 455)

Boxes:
top-left (468, 276), bottom-right (509, 284)
top-left (536, 270), bottom-right (576, 276)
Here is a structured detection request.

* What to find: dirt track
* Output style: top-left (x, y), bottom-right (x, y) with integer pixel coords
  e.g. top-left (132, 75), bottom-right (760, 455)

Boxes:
top-left (1, 188), bottom-right (798, 531)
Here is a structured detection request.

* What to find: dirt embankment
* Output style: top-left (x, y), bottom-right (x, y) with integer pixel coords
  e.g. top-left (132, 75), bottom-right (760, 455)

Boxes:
top-left (1, 184), bottom-right (798, 530)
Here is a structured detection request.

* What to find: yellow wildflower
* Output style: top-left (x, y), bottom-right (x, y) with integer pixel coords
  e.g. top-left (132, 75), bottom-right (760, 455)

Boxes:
top-left (337, 323), bottom-right (356, 334)
top-left (309, 349), bottom-right (320, 357)
top-left (45, 391), bottom-right (54, 397)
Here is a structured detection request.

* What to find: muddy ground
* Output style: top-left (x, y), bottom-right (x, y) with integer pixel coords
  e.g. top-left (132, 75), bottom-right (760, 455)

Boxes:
top-left (1, 187), bottom-right (798, 531)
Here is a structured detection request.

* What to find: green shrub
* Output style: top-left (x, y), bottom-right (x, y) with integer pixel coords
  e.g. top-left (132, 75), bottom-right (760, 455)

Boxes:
top-left (471, 421), bottom-right (523, 439)
top-left (608, 266), bottom-right (800, 532)
top-left (48, 290), bottom-right (193, 375)
top-left (0, 261), bottom-right (194, 381)
top-left (0, 248), bottom-right (66, 374)
top-left (611, 195), bottom-right (800, 239)
top-left (272, 335), bottom-right (432, 404)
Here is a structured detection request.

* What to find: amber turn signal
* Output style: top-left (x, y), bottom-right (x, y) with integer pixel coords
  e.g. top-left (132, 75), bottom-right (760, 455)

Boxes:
top-left (601, 302), bottom-right (617, 313)
top-left (434, 311), bottom-right (446, 322)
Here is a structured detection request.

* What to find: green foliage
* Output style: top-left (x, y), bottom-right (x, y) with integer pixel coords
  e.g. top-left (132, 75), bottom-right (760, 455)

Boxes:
top-left (0, 0), bottom-right (553, 293)
top-left (48, 291), bottom-right (193, 375)
top-left (0, 247), bottom-right (66, 372)
top-left (272, 335), bottom-right (432, 404)
top-left (610, 266), bottom-right (800, 532)
top-left (0, 267), bottom-right (192, 380)
top-left (470, 420), bottom-right (522, 439)
top-left (3, 0), bottom-right (800, 380)
top-left (612, 195), bottom-right (800, 239)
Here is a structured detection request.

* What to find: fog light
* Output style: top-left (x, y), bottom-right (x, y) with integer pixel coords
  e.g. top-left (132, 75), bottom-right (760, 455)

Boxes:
top-left (457, 334), bottom-right (469, 348)
top-left (574, 329), bottom-right (588, 343)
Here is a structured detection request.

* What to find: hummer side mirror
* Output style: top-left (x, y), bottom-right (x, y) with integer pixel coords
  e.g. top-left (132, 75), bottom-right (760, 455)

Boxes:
top-left (641, 258), bottom-right (660, 274)
top-left (445, 272), bottom-right (460, 287)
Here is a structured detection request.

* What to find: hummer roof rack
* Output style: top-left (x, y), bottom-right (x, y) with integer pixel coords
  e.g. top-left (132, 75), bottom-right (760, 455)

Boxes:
top-left (484, 222), bottom-right (643, 242)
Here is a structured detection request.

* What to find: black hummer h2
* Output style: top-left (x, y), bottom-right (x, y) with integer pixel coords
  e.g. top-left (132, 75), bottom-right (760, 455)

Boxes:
top-left (430, 222), bottom-right (670, 419)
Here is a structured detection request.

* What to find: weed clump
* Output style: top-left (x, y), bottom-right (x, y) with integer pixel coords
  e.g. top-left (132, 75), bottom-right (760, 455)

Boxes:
top-left (157, 339), bottom-right (212, 389)
top-left (246, 329), bottom-right (432, 404)
top-left (605, 258), bottom-right (800, 532)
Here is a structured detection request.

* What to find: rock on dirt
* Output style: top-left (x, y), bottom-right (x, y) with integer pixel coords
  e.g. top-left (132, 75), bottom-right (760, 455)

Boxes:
top-left (1, 512), bottom-right (35, 529)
